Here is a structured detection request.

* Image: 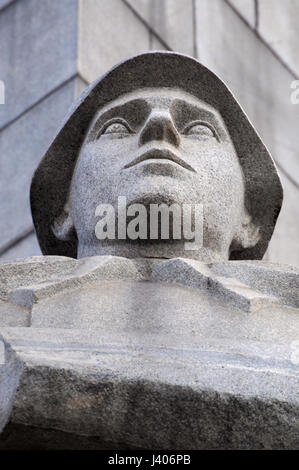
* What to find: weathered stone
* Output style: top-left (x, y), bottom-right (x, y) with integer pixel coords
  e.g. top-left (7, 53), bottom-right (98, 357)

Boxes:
top-left (1, 283), bottom-right (299, 449)
top-left (0, 52), bottom-right (298, 450)
top-left (31, 52), bottom-right (282, 262)
top-left (0, 339), bottom-right (23, 434)
top-left (210, 259), bottom-right (299, 309)
top-left (153, 258), bottom-right (280, 313)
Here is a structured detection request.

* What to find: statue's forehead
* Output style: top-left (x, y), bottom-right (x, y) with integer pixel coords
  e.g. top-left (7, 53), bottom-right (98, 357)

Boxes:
top-left (95, 87), bottom-right (220, 117)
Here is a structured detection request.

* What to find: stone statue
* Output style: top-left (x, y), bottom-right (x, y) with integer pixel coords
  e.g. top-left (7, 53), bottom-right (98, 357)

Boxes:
top-left (0, 52), bottom-right (298, 450)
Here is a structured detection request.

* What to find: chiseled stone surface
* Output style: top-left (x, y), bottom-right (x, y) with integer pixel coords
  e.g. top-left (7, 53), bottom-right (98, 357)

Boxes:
top-left (153, 258), bottom-right (281, 313)
top-left (0, 0), bottom-right (78, 128)
top-left (210, 259), bottom-right (299, 309)
top-left (0, 338), bottom-right (23, 434)
top-left (31, 52), bottom-right (282, 262)
top-left (0, 255), bottom-right (298, 449)
top-left (0, 327), bottom-right (298, 450)
top-left (0, 52), bottom-right (297, 449)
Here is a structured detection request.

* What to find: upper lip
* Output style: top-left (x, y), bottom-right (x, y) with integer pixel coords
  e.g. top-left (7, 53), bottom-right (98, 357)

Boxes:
top-left (123, 145), bottom-right (195, 172)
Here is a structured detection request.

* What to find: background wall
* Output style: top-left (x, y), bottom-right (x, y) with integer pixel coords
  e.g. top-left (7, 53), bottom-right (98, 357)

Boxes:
top-left (0, 0), bottom-right (298, 264)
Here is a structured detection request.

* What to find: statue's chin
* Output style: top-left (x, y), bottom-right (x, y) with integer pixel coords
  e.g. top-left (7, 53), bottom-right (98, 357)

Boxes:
top-left (119, 174), bottom-right (198, 209)
top-left (122, 192), bottom-right (183, 209)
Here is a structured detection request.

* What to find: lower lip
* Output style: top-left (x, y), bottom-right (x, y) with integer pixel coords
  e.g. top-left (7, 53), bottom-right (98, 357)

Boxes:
top-left (130, 158), bottom-right (186, 171)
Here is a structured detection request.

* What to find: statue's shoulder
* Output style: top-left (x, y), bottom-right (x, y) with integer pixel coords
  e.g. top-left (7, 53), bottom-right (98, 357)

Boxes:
top-left (0, 256), bottom-right (298, 326)
top-left (207, 259), bottom-right (299, 310)
top-left (0, 255), bottom-right (143, 326)
top-left (0, 256), bottom-right (298, 449)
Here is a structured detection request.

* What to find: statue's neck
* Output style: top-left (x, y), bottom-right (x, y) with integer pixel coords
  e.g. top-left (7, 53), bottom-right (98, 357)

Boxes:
top-left (77, 240), bottom-right (228, 263)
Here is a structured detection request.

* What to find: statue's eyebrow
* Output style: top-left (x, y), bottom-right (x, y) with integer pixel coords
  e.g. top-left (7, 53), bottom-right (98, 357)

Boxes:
top-left (93, 98), bottom-right (151, 131)
top-left (170, 98), bottom-right (228, 139)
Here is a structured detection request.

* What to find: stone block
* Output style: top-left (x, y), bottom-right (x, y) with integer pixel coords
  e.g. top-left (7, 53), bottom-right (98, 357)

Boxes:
top-left (0, 339), bottom-right (23, 433)
top-left (0, 256), bottom-right (298, 448)
top-left (150, 32), bottom-right (168, 51)
top-left (0, 0), bottom-right (14, 11)
top-left (125, 0), bottom-right (194, 54)
top-left (78, 0), bottom-right (151, 83)
top-left (258, 0), bottom-right (299, 76)
top-left (152, 258), bottom-right (280, 313)
top-left (0, 306), bottom-right (298, 448)
top-left (266, 172), bottom-right (299, 266)
top-left (0, 77), bottom-right (80, 255)
top-left (0, 232), bottom-right (41, 263)
top-left (228, 0), bottom-right (256, 27)
top-left (0, 0), bottom-right (78, 128)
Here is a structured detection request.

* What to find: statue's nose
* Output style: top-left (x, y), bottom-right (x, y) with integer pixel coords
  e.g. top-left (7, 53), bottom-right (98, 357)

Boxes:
top-left (138, 111), bottom-right (180, 147)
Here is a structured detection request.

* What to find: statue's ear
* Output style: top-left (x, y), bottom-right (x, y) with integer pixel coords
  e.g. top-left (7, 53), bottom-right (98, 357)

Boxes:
top-left (231, 211), bottom-right (260, 251)
top-left (51, 202), bottom-right (75, 241)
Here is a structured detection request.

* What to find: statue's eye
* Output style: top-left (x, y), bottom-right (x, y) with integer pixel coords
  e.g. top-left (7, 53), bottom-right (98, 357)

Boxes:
top-left (184, 122), bottom-right (217, 140)
top-left (97, 120), bottom-right (132, 138)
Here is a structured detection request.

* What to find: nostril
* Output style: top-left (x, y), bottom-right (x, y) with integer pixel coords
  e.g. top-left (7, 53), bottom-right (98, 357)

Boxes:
top-left (165, 125), bottom-right (180, 147)
top-left (139, 112), bottom-right (180, 147)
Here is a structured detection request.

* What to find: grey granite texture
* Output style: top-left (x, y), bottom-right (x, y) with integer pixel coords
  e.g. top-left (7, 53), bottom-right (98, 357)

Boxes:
top-left (0, 52), bottom-right (296, 450)
top-left (153, 258), bottom-right (280, 313)
top-left (0, 423), bottom-right (135, 450)
top-left (0, 338), bottom-right (23, 434)
top-left (210, 259), bottom-right (299, 309)
top-left (30, 52), bottom-right (282, 262)
top-left (0, 255), bottom-right (298, 449)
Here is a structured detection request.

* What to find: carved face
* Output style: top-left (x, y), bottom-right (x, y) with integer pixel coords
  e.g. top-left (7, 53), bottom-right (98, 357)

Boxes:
top-left (66, 88), bottom-right (256, 260)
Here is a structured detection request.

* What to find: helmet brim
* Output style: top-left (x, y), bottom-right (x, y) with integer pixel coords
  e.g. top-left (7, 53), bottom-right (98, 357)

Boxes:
top-left (30, 51), bottom-right (283, 260)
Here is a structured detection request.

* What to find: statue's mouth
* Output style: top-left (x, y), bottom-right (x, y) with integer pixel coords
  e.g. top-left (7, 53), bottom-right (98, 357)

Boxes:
top-left (123, 146), bottom-right (195, 173)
